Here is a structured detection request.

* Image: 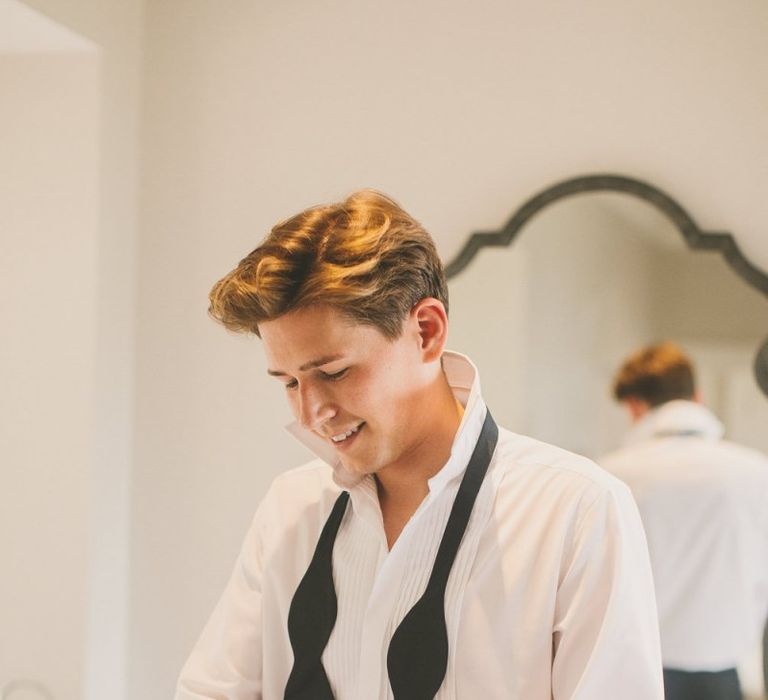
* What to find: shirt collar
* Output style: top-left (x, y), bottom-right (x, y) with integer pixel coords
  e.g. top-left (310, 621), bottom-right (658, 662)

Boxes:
top-left (623, 399), bottom-right (725, 447)
top-left (284, 350), bottom-right (488, 494)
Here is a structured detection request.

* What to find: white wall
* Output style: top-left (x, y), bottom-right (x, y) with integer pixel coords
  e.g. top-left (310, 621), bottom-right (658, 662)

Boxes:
top-left (135, 1), bottom-right (768, 697)
top-left (2, 1), bottom-right (143, 699)
top-left (0, 52), bottom-right (99, 700)
top-left (448, 238), bottom-right (531, 433)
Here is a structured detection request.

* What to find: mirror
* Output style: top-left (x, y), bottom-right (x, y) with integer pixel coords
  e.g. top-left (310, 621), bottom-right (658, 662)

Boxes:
top-left (448, 184), bottom-right (768, 458)
top-left (447, 175), bottom-right (768, 697)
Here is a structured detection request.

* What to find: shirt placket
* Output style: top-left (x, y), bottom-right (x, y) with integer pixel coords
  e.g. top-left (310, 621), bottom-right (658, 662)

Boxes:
top-left (352, 484), bottom-right (447, 699)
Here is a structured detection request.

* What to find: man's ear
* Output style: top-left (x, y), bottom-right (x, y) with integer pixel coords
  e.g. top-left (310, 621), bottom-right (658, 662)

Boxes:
top-left (410, 298), bottom-right (449, 362)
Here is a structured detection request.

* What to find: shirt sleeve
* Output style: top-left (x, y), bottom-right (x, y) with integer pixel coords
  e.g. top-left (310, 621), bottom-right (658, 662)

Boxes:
top-left (174, 504), bottom-right (266, 700)
top-left (551, 481), bottom-right (664, 700)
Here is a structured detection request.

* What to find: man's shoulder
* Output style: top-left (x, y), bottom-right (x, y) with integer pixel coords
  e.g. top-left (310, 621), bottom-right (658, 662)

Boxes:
top-left (256, 458), bottom-right (342, 524)
top-left (600, 435), bottom-right (768, 476)
top-left (489, 428), bottom-right (642, 547)
top-left (271, 457), bottom-right (337, 488)
top-left (494, 427), bottom-right (630, 502)
top-left (598, 442), bottom-right (652, 475)
top-left (717, 438), bottom-right (768, 468)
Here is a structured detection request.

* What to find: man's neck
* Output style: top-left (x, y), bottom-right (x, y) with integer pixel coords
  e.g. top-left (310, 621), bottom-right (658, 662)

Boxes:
top-left (374, 377), bottom-right (464, 540)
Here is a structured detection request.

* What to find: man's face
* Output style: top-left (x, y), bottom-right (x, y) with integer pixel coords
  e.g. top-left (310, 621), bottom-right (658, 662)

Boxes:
top-left (259, 304), bottom-right (434, 477)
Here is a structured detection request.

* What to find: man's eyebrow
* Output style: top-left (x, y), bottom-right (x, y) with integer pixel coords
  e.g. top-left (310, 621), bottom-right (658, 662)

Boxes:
top-left (267, 354), bottom-right (345, 376)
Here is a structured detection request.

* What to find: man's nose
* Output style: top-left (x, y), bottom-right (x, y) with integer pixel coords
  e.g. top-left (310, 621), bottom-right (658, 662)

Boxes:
top-left (297, 382), bottom-right (336, 431)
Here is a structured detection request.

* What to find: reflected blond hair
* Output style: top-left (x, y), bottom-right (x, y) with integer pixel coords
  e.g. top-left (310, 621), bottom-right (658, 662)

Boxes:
top-left (208, 190), bottom-right (448, 338)
top-left (613, 341), bottom-right (696, 406)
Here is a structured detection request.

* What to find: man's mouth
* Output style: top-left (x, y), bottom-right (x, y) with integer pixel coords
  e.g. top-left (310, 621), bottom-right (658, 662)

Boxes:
top-left (330, 421), bottom-right (365, 443)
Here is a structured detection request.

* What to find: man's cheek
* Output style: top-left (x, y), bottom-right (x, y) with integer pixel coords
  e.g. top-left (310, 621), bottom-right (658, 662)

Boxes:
top-left (287, 395), bottom-right (301, 420)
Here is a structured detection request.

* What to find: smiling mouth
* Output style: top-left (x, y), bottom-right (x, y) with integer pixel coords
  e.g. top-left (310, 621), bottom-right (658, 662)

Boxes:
top-left (330, 422), bottom-right (365, 443)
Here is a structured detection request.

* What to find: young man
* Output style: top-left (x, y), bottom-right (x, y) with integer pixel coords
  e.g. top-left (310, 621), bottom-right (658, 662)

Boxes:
top-left (175, 190), bottom-right (663, 699)
top-left (600, 342), bottom-right (768, 700)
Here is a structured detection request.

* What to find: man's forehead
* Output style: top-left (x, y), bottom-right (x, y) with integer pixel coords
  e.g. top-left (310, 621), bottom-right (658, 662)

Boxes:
top-left (259, 304), bottom-right (356, 335)
top-left (259, 307), bottom-right (365, 373)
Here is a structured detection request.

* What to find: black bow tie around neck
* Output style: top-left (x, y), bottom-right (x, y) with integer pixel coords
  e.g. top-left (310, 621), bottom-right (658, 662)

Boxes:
top-left (284, 410), bottom-right (499, 700)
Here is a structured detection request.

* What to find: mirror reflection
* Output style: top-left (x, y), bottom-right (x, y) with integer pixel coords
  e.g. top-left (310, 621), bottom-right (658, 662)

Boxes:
top-left (449, 192), bottom-right (768, 458)
top-left (449, 191), bottom-right (768, 699)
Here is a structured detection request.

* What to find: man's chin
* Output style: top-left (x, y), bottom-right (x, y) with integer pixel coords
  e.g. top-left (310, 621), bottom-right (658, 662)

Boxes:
top-left (338, 456), bottom-right (376, 477)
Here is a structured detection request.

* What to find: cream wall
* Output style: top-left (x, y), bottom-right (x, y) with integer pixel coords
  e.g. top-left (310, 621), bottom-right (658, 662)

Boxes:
top-left (0, 52), bottom-right (99, 700)
top-left (135, 1), bottom-right (768, 698)
top-left (4, 1), bottom-right (143, 699)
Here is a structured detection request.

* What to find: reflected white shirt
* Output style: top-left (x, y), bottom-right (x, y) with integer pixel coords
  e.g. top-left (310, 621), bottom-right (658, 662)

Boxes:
top-left (176, 352), bottom-right (663, 699)
top-left (600, 400), bottom-right (768, 671)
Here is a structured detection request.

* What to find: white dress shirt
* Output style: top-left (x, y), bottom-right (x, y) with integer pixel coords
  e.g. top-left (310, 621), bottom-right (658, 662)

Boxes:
top-left (176, 352), bottom-right (663, 699)
top-left (600, 399), bottom-right (768, 671)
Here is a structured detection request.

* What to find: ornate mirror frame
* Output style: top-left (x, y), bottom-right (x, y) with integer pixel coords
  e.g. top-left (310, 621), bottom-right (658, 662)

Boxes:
top-left (444, 174), bottom-right (768, 398)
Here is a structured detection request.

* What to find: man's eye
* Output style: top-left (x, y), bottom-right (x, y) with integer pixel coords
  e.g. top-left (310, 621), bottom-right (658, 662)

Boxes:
top-left (285, 379), bottom-right (298, 390)
top-left (322, 368), bottom-right (348, 381)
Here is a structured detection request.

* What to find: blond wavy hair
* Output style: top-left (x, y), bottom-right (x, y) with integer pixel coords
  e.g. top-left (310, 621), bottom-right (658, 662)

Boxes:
top-left (208, 190), bottom-right (448, 338)
top-left (613, 341), bottom-right (696, 406)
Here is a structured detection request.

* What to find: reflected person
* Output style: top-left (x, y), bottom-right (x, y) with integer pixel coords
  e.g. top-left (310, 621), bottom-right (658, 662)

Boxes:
top-left (600, 342), bottom-right (768, 700)
top-left (175, 190), bottom-right (663, 699)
